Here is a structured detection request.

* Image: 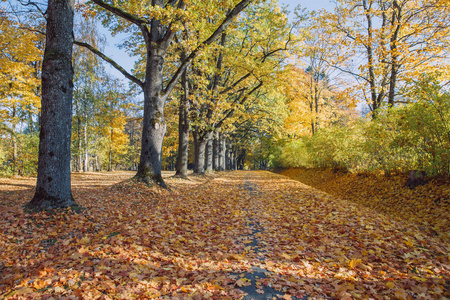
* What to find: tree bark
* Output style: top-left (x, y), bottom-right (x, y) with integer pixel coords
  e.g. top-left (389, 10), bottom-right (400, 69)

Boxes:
top-left (193, 130), bottom-right (199, 173)
top-left (133, 12), bottom-right (168, 187)
top-left (77, 115), bottom-right (82, 172)
top-left (205, 131), bottom-right (213, 172)
top-left (387, 0), bottom-right (402, 107)
top-left (193, 131), bottom-right (206, 174)
top-left (213, 130), bottom-right (219, 170)
top-left (84, 119), bottom-right (88, 171)
top-left (218, 137), bottom-right (226, 171)
top-left (11, 107), bottom-right (17, 175)
top-left (362, 0), bottom-right (380, 118)
top-left (175, 64), bottom-right (189, 178)
top-left (27, 0), bottom-right (77, 210)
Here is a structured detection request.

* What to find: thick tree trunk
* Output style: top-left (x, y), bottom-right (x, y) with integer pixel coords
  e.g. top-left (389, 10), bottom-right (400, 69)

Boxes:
top-left (134, 49), bottom-right (167, 187)
top-left (205, 131), bottom-right (213, 172)
top-left (27, 0), bottom-right (77, 210)
top-left (193, 131), bottom-right (206, 174)
top-left (175, 68), bottom-right (189, 178)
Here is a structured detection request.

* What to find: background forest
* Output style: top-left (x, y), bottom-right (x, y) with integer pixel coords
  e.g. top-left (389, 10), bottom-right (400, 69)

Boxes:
top-left (1, 0), bottom-right (449, 178)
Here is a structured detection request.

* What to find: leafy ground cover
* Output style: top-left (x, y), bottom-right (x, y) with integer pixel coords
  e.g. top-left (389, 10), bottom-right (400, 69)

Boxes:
top-left (0, 171), bottom-right (448, 299)
top-left (279, 168), bottom-right (450, 241)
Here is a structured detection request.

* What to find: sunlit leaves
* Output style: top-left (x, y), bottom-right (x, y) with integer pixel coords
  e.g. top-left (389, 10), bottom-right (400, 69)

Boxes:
top-left (0, 14), bottom-right (42, 122)
top-left (0, 171), bottom-right (448, 299)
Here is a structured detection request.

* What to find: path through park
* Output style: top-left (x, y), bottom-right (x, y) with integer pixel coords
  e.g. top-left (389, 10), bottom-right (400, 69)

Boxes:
top-left (0, 171), bottom-right (448, 299)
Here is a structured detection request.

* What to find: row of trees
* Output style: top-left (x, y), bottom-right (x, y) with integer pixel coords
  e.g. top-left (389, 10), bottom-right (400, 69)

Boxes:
top-left (1, 0), bottom-right (448, 210)
top-left (268, 0), bottom-right (450, 175)
top-left (2, 0), bottom-right (298, 210)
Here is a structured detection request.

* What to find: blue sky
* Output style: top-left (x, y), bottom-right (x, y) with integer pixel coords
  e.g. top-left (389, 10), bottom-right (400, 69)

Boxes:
top-left (281, 0), bottom-right (335, 12)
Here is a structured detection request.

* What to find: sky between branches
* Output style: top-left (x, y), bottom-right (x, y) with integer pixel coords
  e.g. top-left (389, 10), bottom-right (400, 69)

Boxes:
top-left (100, 0), bottom-right (336, 82)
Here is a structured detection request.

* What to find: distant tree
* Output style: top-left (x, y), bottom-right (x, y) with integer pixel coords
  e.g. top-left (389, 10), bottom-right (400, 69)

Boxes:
top-left (0, 12), bottom-right (42, 175)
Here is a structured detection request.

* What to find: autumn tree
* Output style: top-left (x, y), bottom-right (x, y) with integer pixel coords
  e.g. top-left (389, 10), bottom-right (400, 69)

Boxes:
top-left (72, 15), bottom-right (106, 172)
top-left (76, 0), bottom-right (253, 187)
top-left (321, 0), bottom-right (450, 116)
top-left (95, 78), bottom-right (131, 171)
top-left (0, 11), bottom-right (42, 175)
top-left (27, 0), bottom-right (78, 210)
top-left (185, 0), bottom-right (294, 174)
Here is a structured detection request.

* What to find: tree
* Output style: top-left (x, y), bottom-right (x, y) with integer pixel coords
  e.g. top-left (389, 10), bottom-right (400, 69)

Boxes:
top-left (76, 0), bottom-right (253, 187)
top-left (186, 0), bottom-right (294, 173)
top-left (0, 12), bottom-right (42, 175)
top-left (72, 15), bottom-right (106, 172)
top-left (26, 0), bottom-right (77, 210)
top-left (321, 0), bottom-right (450, 116)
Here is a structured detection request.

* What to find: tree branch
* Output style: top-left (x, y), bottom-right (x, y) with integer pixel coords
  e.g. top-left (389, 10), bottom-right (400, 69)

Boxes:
top-left (162, 0), bottom-right (253, 99)
top-left (74, 40), bottom-right (144, 88)
top-left (90, 0), bottom-right (148, 26)
top-left (214, 81), bottom-right (263, 129)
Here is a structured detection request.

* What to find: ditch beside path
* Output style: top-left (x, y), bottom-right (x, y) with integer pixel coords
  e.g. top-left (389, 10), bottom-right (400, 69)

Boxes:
top-left (0, 171), bottom-right (448, 299)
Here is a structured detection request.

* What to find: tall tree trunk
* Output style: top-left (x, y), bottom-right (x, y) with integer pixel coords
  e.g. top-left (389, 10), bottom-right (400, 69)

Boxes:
top-left (205, 131), bottom-right (213, 172)
top-left (77, 115), bottom-right (82, 172)
top-left (213, 130), bottom-right (219, 170)
top-left (193, 131), bottom-right (206, 174)
top-left (193, 130), bottom-right (199, 173)
top-left (27, 0), bottom-right (77, 210)
top-left (388, 0), bottom-right (402, 107)
top-left (11, 107), bottom-right (17, 175)
top-left (134, 41), bottom-right (168, 187)
top-left (314, 85), bottom-right (319, 131)
top-left (363, 0), bottom-right (380, 118)
top-left (108, 128), bottom-right (113, 171)
top-left (226, 142), bottom-right (231, 170)
top-left (84, 119), bottom-right (88, 171)
top-left (175, 67), bottom-right (189, 178)
top-left (219, 137), bottom-right (226, 171)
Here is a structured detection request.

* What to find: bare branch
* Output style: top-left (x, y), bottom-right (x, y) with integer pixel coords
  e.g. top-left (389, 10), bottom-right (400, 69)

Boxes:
top-left (74, 40), bottom-right (144, 88)
top-left (90, 0), bottom-right (148, 27)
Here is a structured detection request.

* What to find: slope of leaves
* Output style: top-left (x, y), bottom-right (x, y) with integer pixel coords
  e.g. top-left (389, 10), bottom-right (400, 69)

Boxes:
top-left (0, 171), bottom-right (448, 299)
top-left (279, 168), bottom-right (450, 242)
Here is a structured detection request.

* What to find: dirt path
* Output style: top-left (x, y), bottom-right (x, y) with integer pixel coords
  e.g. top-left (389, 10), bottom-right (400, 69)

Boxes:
top-left (0, 171), bottom-right (448, 299)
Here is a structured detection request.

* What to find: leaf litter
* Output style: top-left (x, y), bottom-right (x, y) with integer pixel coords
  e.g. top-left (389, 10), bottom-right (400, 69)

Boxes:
top-left (0, 170), bottom-right (448, 299)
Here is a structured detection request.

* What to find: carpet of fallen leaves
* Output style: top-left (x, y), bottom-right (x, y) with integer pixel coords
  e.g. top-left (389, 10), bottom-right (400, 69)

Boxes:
top-left (0, 171), bottom-right (449, 299)
top-left (278, 168), bottom-right (450, 242)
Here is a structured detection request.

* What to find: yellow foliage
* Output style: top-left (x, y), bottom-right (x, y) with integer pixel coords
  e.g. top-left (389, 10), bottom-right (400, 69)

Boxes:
top-left (0, 14), bottom-right (42, 126)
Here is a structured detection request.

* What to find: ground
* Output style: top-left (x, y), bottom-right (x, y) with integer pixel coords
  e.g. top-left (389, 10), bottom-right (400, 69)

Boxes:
top-left (0, 171), bottom-right (448, 299)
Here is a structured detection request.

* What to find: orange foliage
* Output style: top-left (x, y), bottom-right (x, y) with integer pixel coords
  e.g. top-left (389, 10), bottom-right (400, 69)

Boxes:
top-left (280, 168), bottom-right (450, 240)
top-left (0, 171), bottom-right (448, 299)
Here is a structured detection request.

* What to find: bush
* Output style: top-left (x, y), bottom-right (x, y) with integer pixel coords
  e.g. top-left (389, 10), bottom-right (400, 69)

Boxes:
top-left (272, 74), bottom-right (449, 176)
